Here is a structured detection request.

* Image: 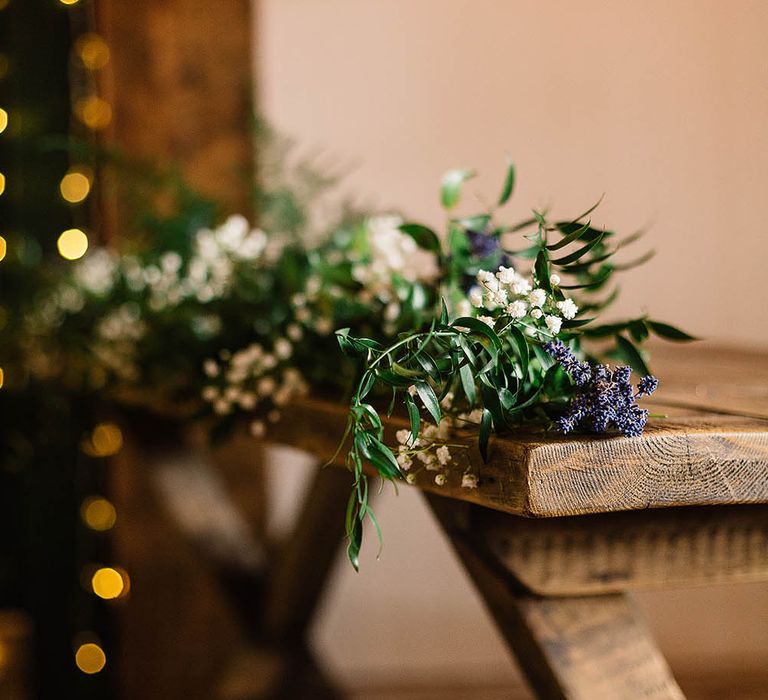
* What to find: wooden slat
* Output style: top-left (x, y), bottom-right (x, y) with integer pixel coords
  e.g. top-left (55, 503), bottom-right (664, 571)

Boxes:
top-left (427, 495), bottom-right (685, 700)
top-left (268, 397), bottom-right (768, 517)
top-left (474, 505), bottom-right (768, 595)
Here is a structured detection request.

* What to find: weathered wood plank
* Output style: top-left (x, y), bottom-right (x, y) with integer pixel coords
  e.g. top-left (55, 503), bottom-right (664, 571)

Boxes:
top-left (268, 397), bottom-right (768, 518)
top-left (474, 505), bottom-right (768, 595)
top-left (427, 495), bottom-right (686, 700)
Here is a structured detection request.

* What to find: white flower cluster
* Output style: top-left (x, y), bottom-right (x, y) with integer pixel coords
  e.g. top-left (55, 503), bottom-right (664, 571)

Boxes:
top-left (351, 216), bottom-right (439, 331)
top-left (394, 401), bottom-right (478, 490)
top-left (200, 338), bottom-right (308, 437)
top-left (93, 303), bottom-right (147, 381)
top-left (469, 266), bottom-right (578, 337)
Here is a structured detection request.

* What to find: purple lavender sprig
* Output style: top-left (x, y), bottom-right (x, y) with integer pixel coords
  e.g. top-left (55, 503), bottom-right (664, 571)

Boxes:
top-left (543, 340), bottom-right (658, 438)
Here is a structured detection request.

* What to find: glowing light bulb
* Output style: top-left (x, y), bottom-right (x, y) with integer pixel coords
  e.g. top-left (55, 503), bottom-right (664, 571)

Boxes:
top-left (75, 34), bottom-right (110, 70)
top-left (75, 643), bottom-right (106, 674)
top-left (57, 228), bottom-right (88, 260)
top-left (83, 422), bottom-right (123, 457)
top-left (81, 496), bottom-right (117, 531)
top-left (91, 567), bottom-right (128, 600)
top-left (75, 96), bottom-right (111, 130)
top-left (0, 109), bottom-right (7, 134)
top-left (60, 170), bottom-right (91, 203)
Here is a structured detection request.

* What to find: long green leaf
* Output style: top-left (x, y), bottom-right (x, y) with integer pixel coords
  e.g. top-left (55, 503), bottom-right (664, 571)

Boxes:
top-left (647, 320), bottom-right (697, 342)
top-left (546, 220), bottom-right (592, 251)
top-left (399, 223), bottom-right (442, 253)
top-left (498, 159), bottom-right (516, 206)
top-left (615, 334), bottom-right (651, 376)
top-left (479, 408), bottom-right (493, 462)
top-left (415, 382), bottom-right (441, 425)
top-left (550, 231), bottom-right (605, 265)
top-left (440, 169), bottom-right (475, 209)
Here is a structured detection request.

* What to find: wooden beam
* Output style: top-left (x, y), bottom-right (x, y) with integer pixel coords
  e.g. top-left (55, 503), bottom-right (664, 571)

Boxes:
top-left (474, 504), bottom-right (768, 595)
top-left (427, 494), bottom-right (685, 700)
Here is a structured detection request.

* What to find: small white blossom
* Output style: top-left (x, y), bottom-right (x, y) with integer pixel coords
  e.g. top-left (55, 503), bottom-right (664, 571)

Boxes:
top-left (506, 300), bottom-right (528, 319)
top-left (528, 289), bottom-right (547, 308)
top-left (201, 386), bottom-right (218, 401)
top-left (396, 454), bottom-right (412, 470)
top-left (435, 473), bottom-right (447, 486)
top-left (407, 385), bottom-right (417, 397)
top-left (545, 315), bottom-right (562, 335)
top-left (213, 399), bottom-right (231, 415)
top-left (496, 266), bottom-right (516, 285)
top-left (238, 393), bottom-right (257, 410)
top-left (550, 273), bottom-right (561, 286)
top-left (436, 445), bottom-right (451, 465)
top-left (249, 420), bottom-right (266, 438)
top-left (406, 473), bottom-right (417, 485)
top-left (530, 308), bottom-right (543, 320)
top-left (510, 277), bottom-right (532, 296)
top-left (556, 298), bottom-right (578, 320)
top-left (286, 324), bottom-right (303, 341)
top-left (468, 287), bottom-right (484, 308)
top-left (396, 429), bottom-right (412, 445)
top-left (203, 359), bottom-right (219, 378)
top-left (274, 338), bottom-right (292, 359)
top-left (461, 473), bottom-right (478, 489)
top-left (477, 315), bottom-right (495, 328)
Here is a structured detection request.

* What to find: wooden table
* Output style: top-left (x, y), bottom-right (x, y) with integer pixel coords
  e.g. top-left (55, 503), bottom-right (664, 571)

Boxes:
top-left (256, 343), bottom-right (768, 699)
top-left (121, 344), bottom-right (767, 698)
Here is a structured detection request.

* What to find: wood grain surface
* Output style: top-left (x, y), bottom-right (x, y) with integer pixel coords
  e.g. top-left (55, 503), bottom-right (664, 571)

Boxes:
top-left (267, 396), bottom-right (768, 518)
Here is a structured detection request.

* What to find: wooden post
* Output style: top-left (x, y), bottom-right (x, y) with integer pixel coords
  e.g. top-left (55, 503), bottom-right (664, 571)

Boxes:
top-left (96, 0), bottom-right (254, 214)
top-left (94, 2), bottom-right (256, 694)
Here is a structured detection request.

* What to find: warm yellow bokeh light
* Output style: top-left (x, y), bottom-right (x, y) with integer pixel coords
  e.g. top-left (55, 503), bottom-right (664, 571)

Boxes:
top-left (0, 367), bottom-right (4, 390)
top-left (84, 422), bottom-right (123, 457)
top-left (0, 109), bottom-right (7, 134)
top-left (81, 496), bottom-right (117, 531)
top-left (75, 96), bottom-right (112, 130)
top-left (75, 34), bottom-right (110, 70)
top-left (91, 567), bottom-right (127, 600)
top-left (0, 236), bottom-right (6, 262)
top-left (59, 0), bottom-right (80, 5)
top-left (57, 228), bottom-right (88, 260)
top-left (0, 173), bottom-right (5, 196)
top-left (75, 643), bottom-right (106, 674)
top-left (60, 170), bottom-right (91, 203)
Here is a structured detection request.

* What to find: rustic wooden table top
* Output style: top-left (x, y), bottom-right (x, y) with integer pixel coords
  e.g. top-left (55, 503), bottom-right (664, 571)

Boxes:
top-left (270, 343), bottom-right (768, 518)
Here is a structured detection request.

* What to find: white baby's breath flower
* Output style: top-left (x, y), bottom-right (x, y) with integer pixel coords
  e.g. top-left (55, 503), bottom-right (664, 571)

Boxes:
top-left (477, 269), bottom-right (497, 285)
top-left (396, 454), bottom-right (412, 470)
top-left (257, 376), bottom-right (277, 396)
top-left (238, 393), bottom-right (257, 410)
top-left (407, 385), bottom-right (418, 397)
top-left (203, 359), bottom-right (219, 378)
top-left (461, 473), bottom-right (478, 489)
top-left (496, 266), bottom-right (516, 285)
top-left (550, 273), bottom-right (561, 286)
top-left (250, 420), bottom-right (266, 438)
top-left (506, 300), bottom-right (528, 319)
top-left (435, 473), bottom-right (447, 486)
top-left (530, 308), bottom-right (543, 320)
top-left (468, 287), bottom-right (484, 308)
top-left (286, 324), bottom-right (303, 341)
top-left (510, 277), bottom-right (532, 296)
top-left (528, 289), bottom-right (547, 308)
top-left (315, 318), bottom-right (333, 335)
top-left (436, 445), bottom-right (451, 465)
top-left (477, 315), bottom-right (495, 328)
top-left (274, 338), bottom-right (292, 360)
top-left (406, 473), bottom-right (417, 485)
top-left (556, 298), bottom-right (578, 320)
top-left (201, 386), bottom-right (218, 402)
top-left (545, 315), bottom-right (562, 335)
top-left (396, 429), bottom-right (412, 445)
top-left (213, 399), bottom-right (231, 415)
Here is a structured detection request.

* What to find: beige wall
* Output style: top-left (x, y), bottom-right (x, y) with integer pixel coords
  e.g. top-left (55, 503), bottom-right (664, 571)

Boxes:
top-left (256, 0), bottom-right (768, 687)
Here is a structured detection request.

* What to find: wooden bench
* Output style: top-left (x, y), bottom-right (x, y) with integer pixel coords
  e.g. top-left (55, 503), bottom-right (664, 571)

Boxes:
top-left (257, 343), bottom-right (768, 699)
top-left (116, 344), bottom-right (767, 698)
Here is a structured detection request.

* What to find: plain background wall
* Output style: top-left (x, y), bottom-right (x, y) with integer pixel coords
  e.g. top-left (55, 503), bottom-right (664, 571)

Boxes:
top-left (255, 0), bottom-right (768, 688)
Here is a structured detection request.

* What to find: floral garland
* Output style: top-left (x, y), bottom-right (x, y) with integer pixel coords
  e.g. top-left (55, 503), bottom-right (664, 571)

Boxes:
top-left (18, 149), bottom-right (693, 570)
